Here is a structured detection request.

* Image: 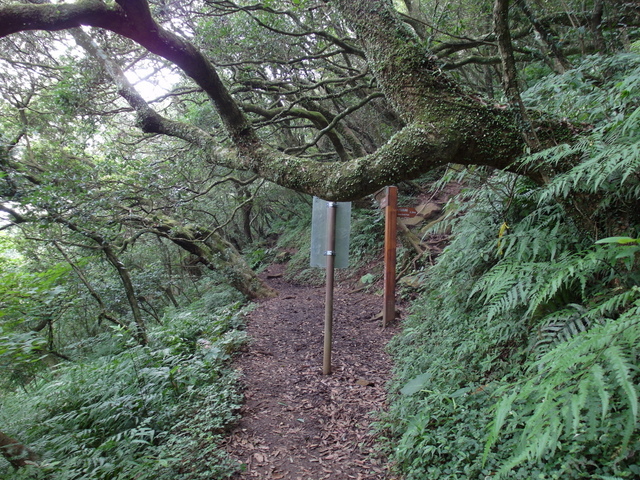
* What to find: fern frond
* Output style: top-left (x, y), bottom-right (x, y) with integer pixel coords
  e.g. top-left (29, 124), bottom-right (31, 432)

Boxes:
top-left (604, 345), bottom-right (638, 421)
top-left (590, 287), bottom-right (640, 319)
top-left (490, 313), bottom-right (640, 475)
top-left (482, 390), bottom-right (517, 465)
top-left (525, 249), bottom-right (605, 319)
top-left (590, 364), bottom-right (610, 423)
top-left (533, 304), bottom-right (599, 356)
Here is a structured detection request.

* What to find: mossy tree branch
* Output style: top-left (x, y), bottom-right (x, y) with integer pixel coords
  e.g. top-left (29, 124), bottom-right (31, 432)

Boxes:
top-left (0, 0), bottom-right (583, 201)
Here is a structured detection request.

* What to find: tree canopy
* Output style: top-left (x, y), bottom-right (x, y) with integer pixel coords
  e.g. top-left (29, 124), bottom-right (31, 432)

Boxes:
top-left (0, 0), bottom-right (635, 352)
top-left (0, 0), bottom-right (635, 362)
top-left (2, 0), bottom-right (631, 202)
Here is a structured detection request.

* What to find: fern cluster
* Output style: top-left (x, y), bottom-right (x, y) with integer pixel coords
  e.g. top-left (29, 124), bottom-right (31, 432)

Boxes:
top-left (382, 53), bottom-right (640, 479)
top-left (0, 283), bottom-right (248, 480)
top-left (486, 297), bottom-right (640, 478)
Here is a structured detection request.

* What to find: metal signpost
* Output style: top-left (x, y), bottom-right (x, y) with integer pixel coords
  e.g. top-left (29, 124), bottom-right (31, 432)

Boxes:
top-left (310, 197), bottom-right (351, 375)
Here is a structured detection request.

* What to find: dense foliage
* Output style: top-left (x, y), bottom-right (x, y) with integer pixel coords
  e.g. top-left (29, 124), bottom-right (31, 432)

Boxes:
top-left (0, 272), bottom-right (248, 479)
top-left (0, 0), bottom-right (639, 478)
top-left (0, 195), bottom-right (388, 478)
top-left (382, 53), bottom-right (640, 479)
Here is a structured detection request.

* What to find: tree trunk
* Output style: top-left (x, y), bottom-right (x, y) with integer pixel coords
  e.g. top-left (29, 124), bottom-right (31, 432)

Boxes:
top-left (0, 430), bottom-right (39, 469)
top-left (236, 184), bottom-right (254, 245)
top-left (102, 244), bottom-right (148, 345)
top-left (493, 0), bottom-right (540, 149)
top-left (53, 215), bottom-right (149, 345)
top-left (53, 241), bottom-right (128, 330)
top-left (590, 0), bottom-right (606, 53)
top-left (516, 0), bottom-right (572, 73)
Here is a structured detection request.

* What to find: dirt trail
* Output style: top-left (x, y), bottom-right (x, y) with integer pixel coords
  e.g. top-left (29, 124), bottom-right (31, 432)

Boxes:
top-left (225, 263), bottom-right (399, 480)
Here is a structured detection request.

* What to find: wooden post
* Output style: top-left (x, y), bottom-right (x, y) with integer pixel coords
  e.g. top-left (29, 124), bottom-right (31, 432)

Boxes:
top-left (383, 186), bottom-right (397, 327)
top-left (323, 201), bottom-right (337, 375)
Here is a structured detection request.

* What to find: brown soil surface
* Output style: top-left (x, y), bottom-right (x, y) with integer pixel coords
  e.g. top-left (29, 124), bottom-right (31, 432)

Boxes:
top-left (225, 263), bottom-right (399, 480)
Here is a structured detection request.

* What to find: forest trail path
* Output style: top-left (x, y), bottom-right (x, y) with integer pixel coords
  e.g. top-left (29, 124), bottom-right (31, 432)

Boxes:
top-left (224, 263), bottom-right (399, 480)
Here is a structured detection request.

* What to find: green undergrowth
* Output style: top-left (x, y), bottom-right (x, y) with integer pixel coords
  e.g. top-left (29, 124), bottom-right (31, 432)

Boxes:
top-left (381, 53), bottom-right (640, 479)
top-left (0, 275), bottom-right (250, 480)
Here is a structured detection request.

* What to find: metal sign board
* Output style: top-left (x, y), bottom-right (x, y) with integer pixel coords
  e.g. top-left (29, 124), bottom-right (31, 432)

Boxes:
top-left (310, 197), bottom-right (351, 269)
top-left (381, 186), bottom-right (397, 326)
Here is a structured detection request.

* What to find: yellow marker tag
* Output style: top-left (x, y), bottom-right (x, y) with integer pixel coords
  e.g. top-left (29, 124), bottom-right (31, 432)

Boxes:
top-left (497, 221), bottom-right (509, 255)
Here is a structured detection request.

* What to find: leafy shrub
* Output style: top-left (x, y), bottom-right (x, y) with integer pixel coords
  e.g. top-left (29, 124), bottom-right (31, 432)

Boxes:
top-left (349, 207), bottom-right (385, 262)
top-left (0, 298), bottom-right (248, 479)
top-left (382, 53), bottom-right (640, 480)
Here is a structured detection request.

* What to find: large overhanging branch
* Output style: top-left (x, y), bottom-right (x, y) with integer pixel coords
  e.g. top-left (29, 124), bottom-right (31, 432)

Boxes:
top-left (204, 0), bottom-right (365, 57)
top-left (0, 0), bottom-right (253, 142)
top-left (0, 0), bottom-right (579, 201)
top-left (0, 203), bottom-right (27, 228)
top-left (71, 32), bottom-right (541, 200)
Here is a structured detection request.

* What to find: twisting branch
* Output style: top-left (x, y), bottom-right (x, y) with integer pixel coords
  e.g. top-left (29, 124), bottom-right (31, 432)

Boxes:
top-left (283, 92), bottom-right (384, 156)
top-left (516, 0), bottom-right (571, 73)
top-left (207, 0), bottom-right (364, 57)
top-left (211, 179), bottom-right (267, 238)
top-left (0, 203), bottom-right (26, 225)
top-left (50, 214), bottom-right (148, 345)
top-left (68, 27), bottom-right (241, 168)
